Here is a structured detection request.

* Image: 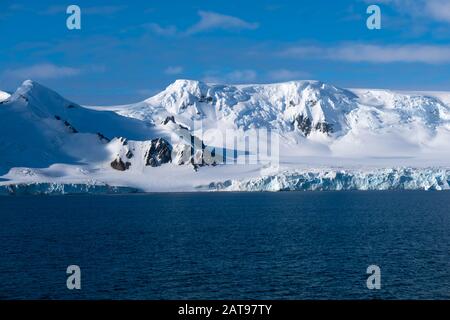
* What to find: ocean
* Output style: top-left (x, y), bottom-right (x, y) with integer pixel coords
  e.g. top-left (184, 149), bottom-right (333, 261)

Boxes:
top-left (0, 191), bottom-right (448, 299)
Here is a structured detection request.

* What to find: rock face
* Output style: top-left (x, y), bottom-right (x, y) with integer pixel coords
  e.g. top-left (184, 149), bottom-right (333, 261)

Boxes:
top-left (162, 115), bottom-right (175, 125)
top-left (110, 157), bottom-right (131, 171)
top-left (54, 115), bottom-right (78, 133)
top-left (109, 137), bottom-right (173, 172)
top-left (172, 137), bottom-right (220, 171)
top-left (315, 122), bottom-right (333, 134)
top-left (125, 150), bottom-right (133, 159)
top-left (97, 132), bottom-right (111, 143)
top-left (145, 138), bottom-right (172, 167)
top-left (198, 94), bottom-right (214, 103)
top-left (173, 144), bottom-right (192, 165)
top-left (294, 114), bottom-right (333, 136)
top-left (295, 114), bottom-right (312, 136)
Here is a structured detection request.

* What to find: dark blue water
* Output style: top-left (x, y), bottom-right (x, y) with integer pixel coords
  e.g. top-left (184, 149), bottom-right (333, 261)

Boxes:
top-left (0, 192), bottom-right (449, 300)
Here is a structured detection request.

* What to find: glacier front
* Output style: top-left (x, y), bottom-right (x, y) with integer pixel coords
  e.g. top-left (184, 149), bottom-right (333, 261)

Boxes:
top-left (206, 168), bottom-right (450, 192)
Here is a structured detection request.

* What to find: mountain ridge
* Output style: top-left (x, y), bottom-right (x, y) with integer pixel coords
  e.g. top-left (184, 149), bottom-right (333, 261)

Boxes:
top-left (1, 78), bottom-right (450, 193)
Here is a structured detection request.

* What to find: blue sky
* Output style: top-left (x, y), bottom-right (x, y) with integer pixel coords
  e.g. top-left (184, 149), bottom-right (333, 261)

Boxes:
top-left (1, 0), bottom-right (450, 104)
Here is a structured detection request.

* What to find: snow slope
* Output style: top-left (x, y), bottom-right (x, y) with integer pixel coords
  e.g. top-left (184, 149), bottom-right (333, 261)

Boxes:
top-left (118, 79), bottom-right (356, 135)
top-left (120, 80), bottom-right (450, 134)
top-left (0, 80), bottom-right (160, 174)
top-left (0, 90), bottom-right (10, 102)
top-left (116, 79), bottom-right (450, 160)
top-left (1, 79), bottom-right (450, 194)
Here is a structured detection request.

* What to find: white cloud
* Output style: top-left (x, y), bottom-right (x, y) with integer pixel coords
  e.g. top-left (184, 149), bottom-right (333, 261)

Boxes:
top-left (83, 6), bottom-right (127, 15)
top-left (203, 69), bottom-right (309, 84)
top-left (164, 66), bottom-right (184, 75)
top-left (136, 88), bottom-right (159, 97)
top-left (39, 5), bottom-right (126, 15)
top-left (267, 69), bottom-right (309, 81)
top-left (281, 44), bottom-right (450, 64)
top-left (146, 23), bottom-right (178, 36)
top-left (186, 11), bottom-right (259, 35)
top-left (226, 70), bottom-right (257, 82)
top-left (425, 0), bottom-right (450, 23)
top-left (0, 3), bottom-right (27, 19)
top-left (38, 5), bottom-right (66, 15)
top-left (203, 69), bottom-right (257, 84)
top-left (364, 0), bottom-right (450, 24)
top-left (143, 11), bottom-right (258, 37)
top-left (3, 63), bottom-right (82, 80)
top-left (8, 4), bottom-right (25, 11)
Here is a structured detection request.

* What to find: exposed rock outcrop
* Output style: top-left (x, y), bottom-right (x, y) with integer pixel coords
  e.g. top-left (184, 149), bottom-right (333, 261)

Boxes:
top-left (294, 114), bottom-right (333, 136)
top-left (162, 115), bottom-right (176, 125)
top-left (145, 138), bottom-right (172, 167)
top-left (118, 137), bottom-right (128, 145)
top-left (110, 157), bottom-right (131, 171)
top-left (295, 114), bottom-right (312, 136)
top-left (97, 132), bottom-right (111, 143)
top-left (125, 150), bottom-right (133, 159)
top-left (315, 122), bottom-right (333, 134)
top-left (198, 94), bottom-right (214, 103)
top-left (54, 115), bottom-right (78, 133)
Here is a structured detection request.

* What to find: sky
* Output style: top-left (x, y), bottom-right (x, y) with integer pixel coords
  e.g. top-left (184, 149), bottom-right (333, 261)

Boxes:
top-left (1, 0), bottom-right (450, 105)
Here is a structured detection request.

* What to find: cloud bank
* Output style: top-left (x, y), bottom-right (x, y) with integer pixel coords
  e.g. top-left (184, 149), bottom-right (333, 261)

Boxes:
top-left (281, 43), bottom-right (450, 64)
top-left (3, 63), bottom-right (82, 80)
top-left (186, 11), bottom-right (259, 35)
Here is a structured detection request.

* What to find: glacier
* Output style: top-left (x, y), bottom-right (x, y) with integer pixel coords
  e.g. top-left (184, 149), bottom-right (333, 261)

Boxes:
top-left (205, 168), bottom-right (450, 192)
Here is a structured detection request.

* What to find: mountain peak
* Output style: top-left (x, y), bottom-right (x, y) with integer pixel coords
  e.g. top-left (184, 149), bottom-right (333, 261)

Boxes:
top-left (165, 79), bottom-right (209, 94)
top-left (8, 80), bottom-right (80, 118)
top-left (137, 78), bottom-right (360, 134)
top-left (13, 80), bottom-right (55, 100)
top-left (0, 90), bottom-right (11, 103)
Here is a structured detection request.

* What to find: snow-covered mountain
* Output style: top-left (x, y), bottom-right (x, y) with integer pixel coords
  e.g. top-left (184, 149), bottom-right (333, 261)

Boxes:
top-left (0, 80), bottom-right (157, 174)
top-left (1, 79), bottom-right (450, 194)
top-left (119, 79), bottom-right (357, 135)
top-left (119, 79), bottom-right (450, 136)
top-left (0, 90), bottom-right (10, 102)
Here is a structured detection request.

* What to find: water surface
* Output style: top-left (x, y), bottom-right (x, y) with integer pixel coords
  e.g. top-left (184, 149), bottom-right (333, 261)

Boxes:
top-left (0, 191), bottom-right (448, 299)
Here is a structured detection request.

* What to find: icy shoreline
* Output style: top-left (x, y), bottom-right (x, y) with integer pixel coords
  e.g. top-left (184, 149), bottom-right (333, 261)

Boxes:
top-left (206, 167), bottom-right (450, 192)
top-left (0, 182), bottom-right (141, 195)
top-left (2, 167), bottom-right (450, 195)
